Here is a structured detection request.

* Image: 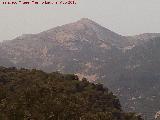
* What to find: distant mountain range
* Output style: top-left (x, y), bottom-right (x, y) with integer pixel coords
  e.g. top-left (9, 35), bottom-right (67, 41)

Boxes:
top-left (1, 18), bottom-right (160, 119)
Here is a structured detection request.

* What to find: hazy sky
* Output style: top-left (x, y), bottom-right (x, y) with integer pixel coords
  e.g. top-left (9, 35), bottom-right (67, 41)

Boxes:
top-left (0, 0), bottom-right (160, 40)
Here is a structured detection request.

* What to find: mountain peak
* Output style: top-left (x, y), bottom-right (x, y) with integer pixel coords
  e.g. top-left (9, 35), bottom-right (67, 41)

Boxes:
top-left (36, 18), bottom-right (129, 48)
top-left (78, 18), bottom-right (94, 22)
top-left (76, 18), bottom-right (99, 26)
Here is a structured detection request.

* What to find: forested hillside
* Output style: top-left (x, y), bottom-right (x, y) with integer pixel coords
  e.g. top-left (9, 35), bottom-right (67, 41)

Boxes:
top-left (0, 67), bottom-right (142, 120)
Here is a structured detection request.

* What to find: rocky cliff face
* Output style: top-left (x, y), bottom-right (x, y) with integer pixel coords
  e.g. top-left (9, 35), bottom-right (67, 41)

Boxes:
top-left (155, 111), bottom-right (160, 120)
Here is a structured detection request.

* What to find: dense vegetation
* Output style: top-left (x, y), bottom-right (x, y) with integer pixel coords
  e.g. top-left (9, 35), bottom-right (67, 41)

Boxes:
top-left (0, 67), bottom-right (143, 120)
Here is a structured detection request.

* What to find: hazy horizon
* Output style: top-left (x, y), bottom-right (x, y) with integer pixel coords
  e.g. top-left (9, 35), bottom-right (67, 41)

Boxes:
top-left (1, 0), bottom-right (160, 41)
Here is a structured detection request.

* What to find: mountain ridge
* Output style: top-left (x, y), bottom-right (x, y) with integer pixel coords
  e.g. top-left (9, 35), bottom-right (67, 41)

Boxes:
top-left (1, 18), bottom-right (160, 119)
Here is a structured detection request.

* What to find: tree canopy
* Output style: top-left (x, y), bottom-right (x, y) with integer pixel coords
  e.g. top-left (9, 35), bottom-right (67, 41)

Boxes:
top-left (0, 67), bottom-right (142, 120)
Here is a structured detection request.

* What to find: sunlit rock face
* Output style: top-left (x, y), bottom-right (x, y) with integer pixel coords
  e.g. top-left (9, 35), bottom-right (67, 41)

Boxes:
top-left (155, 111), bottom-right (160, 120)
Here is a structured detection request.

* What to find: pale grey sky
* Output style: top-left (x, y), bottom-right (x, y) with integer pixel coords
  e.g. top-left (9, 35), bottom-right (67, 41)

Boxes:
top-left (0, 0), bottom-right (160, 40)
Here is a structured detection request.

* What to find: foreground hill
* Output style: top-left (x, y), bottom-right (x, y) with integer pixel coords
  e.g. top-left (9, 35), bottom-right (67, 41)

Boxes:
top-left (1, 18), bottom-right (160, 119)
top-left (0, 67), bottom-right (142, 120)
